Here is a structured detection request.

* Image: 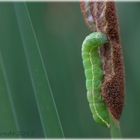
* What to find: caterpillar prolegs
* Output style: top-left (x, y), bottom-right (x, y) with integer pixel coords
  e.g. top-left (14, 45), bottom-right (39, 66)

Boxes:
top-left (82, 32), bottom-right (110, 127)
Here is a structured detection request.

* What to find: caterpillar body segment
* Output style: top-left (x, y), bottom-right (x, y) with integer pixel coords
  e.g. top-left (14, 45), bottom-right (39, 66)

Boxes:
top-left (82, 32), bottom-right (110, 127)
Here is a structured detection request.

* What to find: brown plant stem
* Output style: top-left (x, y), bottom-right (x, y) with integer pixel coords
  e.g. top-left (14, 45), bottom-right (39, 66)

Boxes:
top-left (81, 0), bottom-right (125, 138)
top-left (81, 0), bottom-right (125, 123)
top-left (90, 1), bottom-right (125, 120)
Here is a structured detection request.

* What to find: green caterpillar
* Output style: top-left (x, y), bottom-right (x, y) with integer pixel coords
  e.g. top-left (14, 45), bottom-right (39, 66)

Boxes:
top-left (82, 32), bottom-right (110, 127)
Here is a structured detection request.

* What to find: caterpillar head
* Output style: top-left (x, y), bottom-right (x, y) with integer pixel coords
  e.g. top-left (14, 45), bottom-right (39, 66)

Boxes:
top-left (82, 32), bottom-right (108, 49)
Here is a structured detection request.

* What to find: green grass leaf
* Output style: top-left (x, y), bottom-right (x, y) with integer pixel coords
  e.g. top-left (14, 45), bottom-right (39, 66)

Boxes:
top-left (0, 52), bottom-right (19, 138)
top-left (14, 3), bottom-right (64, 137)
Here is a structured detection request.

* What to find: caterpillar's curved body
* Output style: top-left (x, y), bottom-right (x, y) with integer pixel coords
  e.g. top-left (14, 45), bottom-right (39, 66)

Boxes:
top-left (82, 32), bottom-right (110, 127)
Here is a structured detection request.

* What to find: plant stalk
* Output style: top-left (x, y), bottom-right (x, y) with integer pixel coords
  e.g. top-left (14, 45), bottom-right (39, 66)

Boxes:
top-left (109, 111), bottom-right (122, 138)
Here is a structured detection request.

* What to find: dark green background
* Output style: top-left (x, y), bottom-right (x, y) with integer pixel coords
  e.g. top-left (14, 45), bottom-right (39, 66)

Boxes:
top-left (0, 2), bottom-right (139, 138)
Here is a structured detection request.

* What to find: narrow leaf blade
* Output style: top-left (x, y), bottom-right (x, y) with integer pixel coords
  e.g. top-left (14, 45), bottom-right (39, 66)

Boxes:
top-left (14, 3), bottom-right (64, 137)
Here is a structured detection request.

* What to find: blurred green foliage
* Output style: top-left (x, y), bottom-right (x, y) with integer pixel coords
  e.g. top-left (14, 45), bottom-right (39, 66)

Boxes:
top-left (0, 2), bottom-right (139, 138)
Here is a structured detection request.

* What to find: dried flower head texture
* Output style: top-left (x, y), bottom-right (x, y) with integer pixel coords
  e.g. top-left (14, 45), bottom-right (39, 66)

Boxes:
top-left (80, 1), bottom-right (96, 31)
top-left (81, 1), bottom-right (125, 120)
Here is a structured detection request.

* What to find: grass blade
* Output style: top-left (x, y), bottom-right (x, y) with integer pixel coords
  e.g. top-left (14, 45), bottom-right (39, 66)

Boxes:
top-left (0, 52), bottom-right (20, 138)
top-left (14, 3), bottom-right (64, 137)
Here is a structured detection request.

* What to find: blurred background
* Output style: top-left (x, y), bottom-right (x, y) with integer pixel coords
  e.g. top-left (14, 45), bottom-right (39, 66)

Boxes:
top-left (0, 2), bottom-right (139, 138)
